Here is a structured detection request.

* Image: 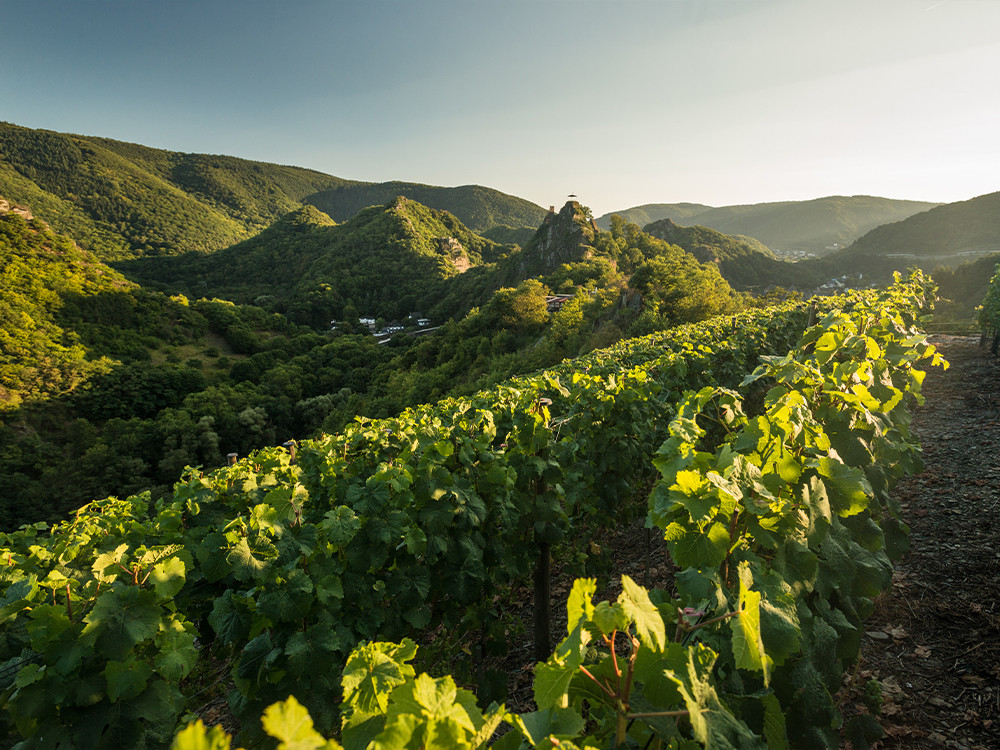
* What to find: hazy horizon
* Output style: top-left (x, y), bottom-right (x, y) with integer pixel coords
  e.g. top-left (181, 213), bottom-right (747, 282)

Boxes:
top-left (2, 0), bottom-right (998, 216)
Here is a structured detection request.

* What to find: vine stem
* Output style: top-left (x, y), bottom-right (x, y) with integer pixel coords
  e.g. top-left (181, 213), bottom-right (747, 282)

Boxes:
top-left (626, 710), bottom-right (691, 719)
top-left (676, 609), bottom-right (741, 642)
top-left (579, 665), bottom-right (617, 701)
top-left (688, 609), bottom-right (741, 631)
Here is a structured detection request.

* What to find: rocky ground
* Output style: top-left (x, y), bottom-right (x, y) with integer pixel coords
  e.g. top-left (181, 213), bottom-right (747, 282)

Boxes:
top-left (842, 335), bottom-right (1000, 749)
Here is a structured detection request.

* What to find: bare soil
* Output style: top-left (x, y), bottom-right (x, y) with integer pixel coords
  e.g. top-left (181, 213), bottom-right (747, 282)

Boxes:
top-left (841, 335), bottom-right (1000, 749)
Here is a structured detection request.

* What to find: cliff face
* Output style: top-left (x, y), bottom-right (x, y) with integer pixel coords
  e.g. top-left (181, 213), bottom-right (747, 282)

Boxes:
top-left (436, 236), bottom-right (472, 273)
top-left (515, 201), bottom-right (596, 277)
top-left (0, 196), bottom-right (33, 220)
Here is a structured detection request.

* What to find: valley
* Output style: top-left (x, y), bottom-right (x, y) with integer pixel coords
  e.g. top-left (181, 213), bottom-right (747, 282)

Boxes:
top-left (1, 122), bottom-right (999, 749)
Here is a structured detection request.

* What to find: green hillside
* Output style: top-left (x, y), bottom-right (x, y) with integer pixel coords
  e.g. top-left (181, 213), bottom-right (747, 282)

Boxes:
top-left (0, 122), bottom-right (544, 262)
top-left (643, 217), bottom-right (776, 261)
top-left (0, 206), bottom-right (126, 408)
top-left (121, 197), bottom-right (513, 323)
top-left (0, 122), bottom-right (350, 259)
top-left (642, 217), bottom-right (796, 290)
top-left (839, 191), bottom-right (1000, 266)
top-left (598, 195), bottom-right (940, 254)
top-left (594, 202), bottom-right (712, 229)
top-left (305, 181), bottom-right (546, 235)
top-left (762, 191), bottom-right (1000, 290)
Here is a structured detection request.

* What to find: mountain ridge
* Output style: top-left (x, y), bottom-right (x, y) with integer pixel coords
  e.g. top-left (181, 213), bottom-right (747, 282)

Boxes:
top-left (597, 195), bottom-right (941, 255)
top-left (0, 122), bottom-right (545, 262)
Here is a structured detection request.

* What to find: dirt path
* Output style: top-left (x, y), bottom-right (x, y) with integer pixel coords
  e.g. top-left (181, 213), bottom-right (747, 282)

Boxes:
top-left (845, 335), bottom-right (1000, 749)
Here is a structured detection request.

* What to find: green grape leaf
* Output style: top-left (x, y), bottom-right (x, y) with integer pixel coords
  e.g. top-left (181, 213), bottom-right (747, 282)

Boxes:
top-left (591, 600), bottom-right (628, 636)
top-left (92, 543), bottom-right (130, 584)
top-left (149, 556), bottom-right (186, 600)
top-left (731, 564), bottom-right (771, 685)
top-left (760, 693), bottom-right (789, 750)
top-left (208, 592), bottom-right (250, 645)
top-left (669, 644), bottom-right (765, 749)
top-left (533, 661), bottom-right (575, 710)
top-left (511, 708), bottom-right (586, 746)
top-left (322, 507), bottom-right (362, 547)
top-left (258, 568), bottom-right (314, 624)
top-left (170, 720), bottom-right (236, 750)
top-left (733, 416), bottom-right (769, 453)
top-left (619, 575), bottom-right (666, 651)
top-left (815, 457), bottom-right (871, 517)
top-left (342, 639), bottom-right (418, 727)
top-left (105, 657), bottom-right (152, 702)
top-left (773, 538), bottom-right (819, 595)
top-left (82, 587), bottom-right (162, 660)
top-left (566, 578), bottom-right (596, 634)
top-left (632, 643), bottom-right (685, 707)
top-left (0, 578), bottom-right (36, 623)
top-left (227, 536), bottom-right (278, 581)
top-left (261, 695), bottom-right (343, 750)
top-left (154, 619), bottom-right (198, 682)
top-left (664, 520), bottom-right (730, 569)
top-left (385, 673), bottom-right (478, 735)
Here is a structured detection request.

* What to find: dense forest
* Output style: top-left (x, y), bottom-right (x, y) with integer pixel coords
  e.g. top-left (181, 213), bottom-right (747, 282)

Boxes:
top-left (0, 197), bottom-right (751, 528)
top-left (0, 122), bottom-right (544, 262)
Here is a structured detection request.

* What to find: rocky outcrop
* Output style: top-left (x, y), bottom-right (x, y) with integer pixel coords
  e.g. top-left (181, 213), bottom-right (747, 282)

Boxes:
top-left (436, 236), bottom-right (472, 273)
top-left (515, 201), bottom-right (596, 277)
top-left (0, 196), bottom-right (34, 219)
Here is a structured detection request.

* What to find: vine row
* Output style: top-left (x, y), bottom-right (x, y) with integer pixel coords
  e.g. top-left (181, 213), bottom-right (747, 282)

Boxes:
top-left (0, 273), bottom-right (939, 747)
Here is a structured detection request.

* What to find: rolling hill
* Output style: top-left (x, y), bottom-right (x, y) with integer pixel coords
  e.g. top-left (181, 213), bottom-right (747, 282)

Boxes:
top-left (0, 203), bottom-right (126, 408)
top-left (0, 122), bottom-right (545, 261)
top-left (838, 191), bottom-right (1000, 267)
top-left (597, 195), bottom-right (940, 255)
top-left (304, 181), bottom-right (546, 237)
top-left (120, 197), bottom-right (512, 323)
top-left (641, 217), bottom-right (793, 290)
top-left (763, 190), bottom-right (1000, 288)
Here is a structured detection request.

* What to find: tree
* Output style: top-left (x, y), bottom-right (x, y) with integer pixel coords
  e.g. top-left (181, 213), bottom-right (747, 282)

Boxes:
top-left (488, 279), bottom-right (549, 332)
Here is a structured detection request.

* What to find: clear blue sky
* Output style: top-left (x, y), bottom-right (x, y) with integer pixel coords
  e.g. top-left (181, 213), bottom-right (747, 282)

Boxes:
top-left (2, 0), bottom-right (998, 216)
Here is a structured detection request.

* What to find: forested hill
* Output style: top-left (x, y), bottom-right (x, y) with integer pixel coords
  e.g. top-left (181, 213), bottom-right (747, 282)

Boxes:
top-left (837, 190), bottom-right (1000, 267)
top-left (642, 218), bottom-right (776, 262)
top-left (641, 217), bottom-right (805, 291)
top-left (0, 122), bottom-right (544, 262)
top-left (0, 122), bottom-right (349, 260)
top-left (120, 197), bottom-right (512, 324)
top-left (0, 206), bottom-right (128, 408)
top-left (597, 195), bottom-right (940, 254)
top-left (304, 181), bottom-right (546, 237)
top-left (749, 191), bottom-right (1000, 291)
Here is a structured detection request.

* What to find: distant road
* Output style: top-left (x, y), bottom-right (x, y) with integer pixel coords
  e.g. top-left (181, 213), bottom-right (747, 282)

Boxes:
top-left (376, 326), bottom-right (442, 344)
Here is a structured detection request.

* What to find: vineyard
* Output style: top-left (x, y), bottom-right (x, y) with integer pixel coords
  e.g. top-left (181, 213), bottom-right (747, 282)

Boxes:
top-left (0, 272), bottom-right (945, 749)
